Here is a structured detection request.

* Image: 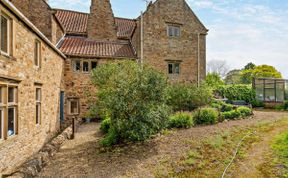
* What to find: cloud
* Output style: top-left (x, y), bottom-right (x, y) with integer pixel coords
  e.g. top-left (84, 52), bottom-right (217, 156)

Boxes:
top-left (188, 0), bottom-right (288, 77)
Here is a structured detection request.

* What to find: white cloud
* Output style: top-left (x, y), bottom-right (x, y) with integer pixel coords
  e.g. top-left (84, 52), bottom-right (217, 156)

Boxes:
top-left (188, 0), bottom-right (288, 78)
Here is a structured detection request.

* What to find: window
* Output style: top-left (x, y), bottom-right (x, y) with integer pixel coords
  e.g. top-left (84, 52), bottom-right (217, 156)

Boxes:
top-left (167, 25), bottom-right (180, 37)
top-left (0, 14), bottom-right (10, 55)
top-left (0, 84), bottom-right (18, 140)
top-left (91, 61), bottom-right (98, 70)
top-left (83, 61), bottom-right (89, 72)
top-left (34, 40), bottom-right (41, 67)
top-left (168, 62), bottom-right (180, 75)
top-left (69, 99), bottom-right (79, 115)
top-left (73, 60), bottom-right (81, 72)
top-left (36, 88), bottom-right (41, 125)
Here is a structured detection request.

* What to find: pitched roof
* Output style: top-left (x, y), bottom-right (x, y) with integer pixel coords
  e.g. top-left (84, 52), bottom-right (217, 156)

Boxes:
top-left (58, 36), bottom-right (136, 58)
top-left (54, 9), bottom-right (136, 39)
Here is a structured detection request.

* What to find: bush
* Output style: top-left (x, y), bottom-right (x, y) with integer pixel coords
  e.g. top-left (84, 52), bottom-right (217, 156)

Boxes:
top-left (211, 100), bottom-right (233, 112)
top-left (100, 117), bottom-right (111, 134)
top-left (215, 85), bottom-right (256, 104)
top-left (221, 110), bottom-right (241, 120)
top-left (236, 106), bottom-right (253, 117)
top-left (90, 61), bottom-right (170, 145)
top-left (100, 128), bottom-right (118, 147)
top-left (194, 108), bottom-right (218, 125)
top-left (251, 100), bottom-right (265, 108)
top-left (284, 100), bottom-right (288, 110)
top-left (168, 112), bottom-right (194, 128)
top-left (166, 84), bottom-right (213, 111)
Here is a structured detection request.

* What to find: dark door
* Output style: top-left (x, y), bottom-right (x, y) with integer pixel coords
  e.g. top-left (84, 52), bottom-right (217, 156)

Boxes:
top-left (60, 91), bottom-right (65, 122)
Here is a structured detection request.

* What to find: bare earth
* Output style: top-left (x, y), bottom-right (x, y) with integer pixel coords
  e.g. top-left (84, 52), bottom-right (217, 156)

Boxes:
top-left (37, 111), bottom-right (288, 178)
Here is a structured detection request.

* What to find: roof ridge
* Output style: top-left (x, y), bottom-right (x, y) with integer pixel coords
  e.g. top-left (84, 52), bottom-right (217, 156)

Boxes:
top-left (53, 8), bottom-right (89, 15)
top-left (65, 36), bottom-right (130, 44)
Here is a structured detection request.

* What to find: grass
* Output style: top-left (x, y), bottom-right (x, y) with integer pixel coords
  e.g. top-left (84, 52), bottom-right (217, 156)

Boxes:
top-left (271, 131), bottom-right (288, 177)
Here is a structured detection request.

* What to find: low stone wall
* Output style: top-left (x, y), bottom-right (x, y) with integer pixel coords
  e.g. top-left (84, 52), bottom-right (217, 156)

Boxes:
top-left (5, 125), bottom-right (75, 178)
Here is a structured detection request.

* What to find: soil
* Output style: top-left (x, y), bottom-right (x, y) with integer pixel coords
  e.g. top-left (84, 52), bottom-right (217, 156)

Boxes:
top-left (37, 111), bottom-right (288, 178)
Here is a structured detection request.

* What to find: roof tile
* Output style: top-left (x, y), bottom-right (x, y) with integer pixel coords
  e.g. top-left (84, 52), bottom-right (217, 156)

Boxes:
top-left (58, 36), bottom-right (136, 58)
top-left (54, 9), bottom-right (136, 39)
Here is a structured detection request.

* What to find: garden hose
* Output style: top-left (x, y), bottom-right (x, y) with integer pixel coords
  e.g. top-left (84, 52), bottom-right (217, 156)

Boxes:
top-left (221, 131), bottom-right (256, 178)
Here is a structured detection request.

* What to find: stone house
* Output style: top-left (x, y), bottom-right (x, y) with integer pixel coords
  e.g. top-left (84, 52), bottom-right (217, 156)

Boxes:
top-left (0, 0), bottom-right (207, 173)
top-left (55, 0), bottom-right (208, 120)
top-left (0, 0), bottom-right (66, 174)
top-left (9, 0), bottom-right (208, 120)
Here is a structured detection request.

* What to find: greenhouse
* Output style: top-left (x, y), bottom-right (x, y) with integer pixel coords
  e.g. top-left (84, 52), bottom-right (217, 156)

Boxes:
top-left (253, 78), bottom-right (288, 103)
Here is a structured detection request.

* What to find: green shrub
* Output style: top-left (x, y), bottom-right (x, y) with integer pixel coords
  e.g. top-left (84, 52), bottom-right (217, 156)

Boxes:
top-left (166, 84), bottom-right (213, 112)
top-left (275, 104), bottom-right (285, 110)
top-left (100, 128), bottom-right (118, 147)
top-left (284, 100), bottom-right (288, 110)
top-left (100, 117), bottom-right (111, 134)
top-left (221, 110), bottom-right (241, 120)
top-left (251, 100), bottom-right (265, 108)
top-left (211, 100), bottom-right (233, 112)
top-left (194, 108), bottom-right (218, 125)
top-left (168, 112), bottom-right (194, 128)
top-left (90, 61), bottom-right (170, 146)
top-left (237, 106), bottom-right (253, 117)
top-left (215, 85), bottom-right (256, 104)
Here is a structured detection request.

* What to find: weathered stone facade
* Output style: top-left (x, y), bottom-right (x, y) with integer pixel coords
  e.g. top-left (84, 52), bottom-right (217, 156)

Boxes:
top-left (0, 1), bottom-right (65, 174)
top-left (132, 0), bottom-right (207, 83)
top-left (87, 0), bottom-right (117, 40)
top-left (9, 0), bottom-right (64, 44)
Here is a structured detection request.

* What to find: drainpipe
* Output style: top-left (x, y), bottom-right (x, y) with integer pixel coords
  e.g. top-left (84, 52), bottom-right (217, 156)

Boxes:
top-left (140, 11), bottom-right (144, 66)
top-left (197, 32), bottom-right (201, 87)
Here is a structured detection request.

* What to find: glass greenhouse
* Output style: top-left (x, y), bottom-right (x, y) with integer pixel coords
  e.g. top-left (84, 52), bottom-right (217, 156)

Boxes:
top-left (253, 78), bottom-right (288, 103)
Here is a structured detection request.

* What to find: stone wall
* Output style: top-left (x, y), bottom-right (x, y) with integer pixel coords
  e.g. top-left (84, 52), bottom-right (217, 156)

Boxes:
top-left (87, 0), bottom-right (117, 40)
top-left (63, 58), bottom-right (109, 121)
top-left (0, 3), bottom-right (65, 174)
top-left (132, 0), bottom-right (208, 83)
top-left (9, 0), bottom-right (63, 44)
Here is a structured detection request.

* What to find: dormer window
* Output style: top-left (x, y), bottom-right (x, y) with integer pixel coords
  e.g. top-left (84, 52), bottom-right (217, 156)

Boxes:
top-left (167, 25), bottom-right (180, 37)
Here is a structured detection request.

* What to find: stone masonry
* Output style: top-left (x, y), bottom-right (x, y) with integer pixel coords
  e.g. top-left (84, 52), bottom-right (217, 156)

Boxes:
top-left (9, 0), bottom-right (64, 44)
top-left (87, 0), bottom-right (118, 40)
top-left (132, 0), bottom-right (207, 83)
top-left (0, 1), bottom-right (65, 174)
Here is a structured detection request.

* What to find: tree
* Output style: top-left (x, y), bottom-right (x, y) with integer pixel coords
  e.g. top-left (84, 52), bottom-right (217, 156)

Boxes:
top-left (241, 65), bottom-right (282, 84)
top-left (90, 61), bottom-right (170, 146)
top-left (207, 60), bottom-right (230, 78)
top-left (244, 62), bottom-right (256, 70)
top-left (204, 72), bottom-right (224, 88)
top-left (224, 69), bottom-right (242, 84)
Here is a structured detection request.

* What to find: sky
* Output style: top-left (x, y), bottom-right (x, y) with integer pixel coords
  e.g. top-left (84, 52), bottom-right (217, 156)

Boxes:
top-left (49, 0), bottom-right (288, 78)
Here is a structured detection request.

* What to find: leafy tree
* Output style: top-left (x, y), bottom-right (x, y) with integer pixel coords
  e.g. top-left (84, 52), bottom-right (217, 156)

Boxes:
top-left (241, 65), bottom-right (282, 84)
top-left (204, 72), bottom-right (224, 88)
top-left (244, 62), bottom-right (256, 70)
top-left (89, 61), bottom-right (170, 146)
top-left (224, 69), bottom-right (242, 84)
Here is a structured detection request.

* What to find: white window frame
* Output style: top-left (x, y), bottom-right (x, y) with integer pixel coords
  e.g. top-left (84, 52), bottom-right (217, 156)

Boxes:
top-left (7, 86), bottom-right (17, 137)
top-left (68, 99), bottom-right (79, 115)
top-left (0, 83), bottom-right (18, 141)
top-left (72, 60), bottom-right (81, 72)
top-left (35, 88), bottom-right (41, 125)
top-left (0, 13), bottom-right (11, 56)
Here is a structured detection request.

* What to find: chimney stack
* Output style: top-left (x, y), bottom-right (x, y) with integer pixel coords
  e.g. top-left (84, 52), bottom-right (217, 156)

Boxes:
top-left (87, 0), bottom-right (117, 40)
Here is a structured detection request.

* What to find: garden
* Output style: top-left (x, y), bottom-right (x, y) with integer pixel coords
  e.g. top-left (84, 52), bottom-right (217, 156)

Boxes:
top-left (88, 61), bottom-right (258, 147)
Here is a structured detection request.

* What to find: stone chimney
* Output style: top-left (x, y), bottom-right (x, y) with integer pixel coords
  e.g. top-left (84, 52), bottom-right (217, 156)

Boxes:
top-left (87, 0), bottom-right (117, 40)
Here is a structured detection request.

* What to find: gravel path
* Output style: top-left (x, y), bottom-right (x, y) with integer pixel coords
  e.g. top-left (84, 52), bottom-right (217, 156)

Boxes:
top-left (37, 111), bottom-right (288, 178)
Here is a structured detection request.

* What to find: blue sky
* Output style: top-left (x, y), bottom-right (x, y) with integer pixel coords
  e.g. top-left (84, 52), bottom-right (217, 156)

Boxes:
top-left (49, 0), bottom-right (288, 78)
